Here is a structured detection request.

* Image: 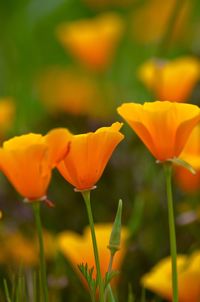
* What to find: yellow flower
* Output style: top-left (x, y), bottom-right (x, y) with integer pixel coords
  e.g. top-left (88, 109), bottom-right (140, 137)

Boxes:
top-left (56, 13), bottom-right (123, 71)
top-left (0, 129), bottom-right (71, 201)
top-left (57, 122), bottom-right (124, 191)
top-left (0, 229), bottom-right (57, 267)
top-left (117, 101), bottom-right (200, 161)
top-left (37, 67), bottom-right (104, 117)
top-left (174, 124), bottom-right (200, 192)
top-left (139, 57), bottom-right (200, 101)
top-left (0, 98), bottom-right (15, 137)
top-left (58, 224), bottom-right (128, 283)
top-left (142, 251), bottom-right (200, 302)
top-left (0, 231), bottom-right (38, 267)
top-left (179, 124), bottom-right (200, 169)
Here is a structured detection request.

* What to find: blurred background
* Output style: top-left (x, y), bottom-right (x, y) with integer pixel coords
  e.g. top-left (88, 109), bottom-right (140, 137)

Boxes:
top-left (1, 0), bottom-right (200, 301)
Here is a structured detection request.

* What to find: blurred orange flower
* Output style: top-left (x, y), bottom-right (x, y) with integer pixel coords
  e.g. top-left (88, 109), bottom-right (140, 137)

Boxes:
top-left (0, 230), bottom-right (37, 267)
top-left (0, 98), bottom-right (15, 138)
top-left (132, 0), bottom-right (190, 44)
top-left (57, 122), bottom-right (124, 191)
top-left (56, 13), bottom-right (123, 71)
top-left (0, 229), bottom-right (57, 267)
top-left (0, 128), bottom-right (71, 201)
top-left (175, 124), bottom-right (200, 193)
top-left (117, 101), bottom-right (200, 162)
top-left (37, 67), bottom-right (107, 117)
top-left (139, 57), bottom-right (200, 101)
top-left (141, 251), bottom-right (200, 302)
top-left (58, 224), bottom-right (128, 282)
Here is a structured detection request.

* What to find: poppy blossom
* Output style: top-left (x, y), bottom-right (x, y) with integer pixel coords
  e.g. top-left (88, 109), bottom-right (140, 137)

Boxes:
top-left (58, 224), bottom-right (128, 283)
top-left (56, 13), bottom-right (123, 71)
top-left (0, 128), bottom-right (72, 201)
top-left (141, 251), bottom-right (200, 302)
top-left (175, 124), bottom-right (200, 192)
top-left (138, 57), bottom-right (200, 101)
top-left (57, 122), bottom-right (124, 191)
top-left (117, 101), bottom-right (200, 161)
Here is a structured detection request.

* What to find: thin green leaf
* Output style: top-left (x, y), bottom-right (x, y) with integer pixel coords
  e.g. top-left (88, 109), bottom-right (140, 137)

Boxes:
top-left (3, 279), bottom-right (12, 302)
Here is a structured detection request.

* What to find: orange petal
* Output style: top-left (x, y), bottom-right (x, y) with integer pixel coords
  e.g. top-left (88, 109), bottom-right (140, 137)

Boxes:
top-left (45, 128), bottom-right (72, 167)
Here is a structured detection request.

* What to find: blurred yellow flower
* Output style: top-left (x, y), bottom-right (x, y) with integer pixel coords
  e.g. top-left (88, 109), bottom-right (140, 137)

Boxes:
top-left (0, 231), bottom-right (38, 267)
top-left (175, 124), bottom-right (200, 193)
top-left (37, 67), bottom-right (106, 117)
top-left (0, 129), bottom-right (71, 201)
top-left (142, 251), bottom-right (200, 302)
top-left (57, 122), bottom-right (124, 191)
top-left (132, 0), bottom-right (190, 44)
top-left (139, 57), bottom-right (200, 101)
top-left (117, 101), bottom-right (200, 162)
top-left (179, 124), bottom-right (200, 169)
top-left (58, 224), bottom-right (128, 283)
top-left (0, 229), bottom-right (57, 267)
top-left (56, 13), bottom-right (123, 71)
top-left (0, 98), bottom-right (15, 138)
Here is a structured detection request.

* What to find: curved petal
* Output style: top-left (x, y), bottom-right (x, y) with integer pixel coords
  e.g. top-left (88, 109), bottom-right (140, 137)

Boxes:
top-left (0, 144), bottom-right (51, 200)
top-left (45, 128), bottom-right (72, 167)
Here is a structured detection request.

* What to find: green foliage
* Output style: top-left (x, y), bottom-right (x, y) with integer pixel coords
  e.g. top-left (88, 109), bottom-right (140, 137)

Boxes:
top-left (78, 263), bottom-right (97, 300)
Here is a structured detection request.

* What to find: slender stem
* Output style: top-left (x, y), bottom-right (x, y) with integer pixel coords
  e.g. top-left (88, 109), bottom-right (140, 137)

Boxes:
top-left (105, 253), bottom-right (115, 302)
top-left (164, 164), bottom-right (178, 302)
top-left (32, 202), bottom-right (49, 302)
top-left (157, 0), bottom-right (187, 56)
top-left (82, 191), bottom-right (104, 302)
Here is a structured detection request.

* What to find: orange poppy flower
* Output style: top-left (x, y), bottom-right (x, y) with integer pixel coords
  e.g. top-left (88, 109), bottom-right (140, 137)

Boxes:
top-left (138, 57), bottom-right (200, 101)
top-left (0, 128), bottom-right (71, 201)
top-left (37, 67), bottom-right (108, 118)
top-left (175, 124), bottom-right (200, 192)
top-left (58, 224), bottom-right (128, 283)
top-left (117, 101), bottom-right (200, 161)
top-left (57, 122), bottom-right (124, 191)
top-left (141, 251), bottom-right (200, 302)
top-left (56, 13), bottom-right (123, 71)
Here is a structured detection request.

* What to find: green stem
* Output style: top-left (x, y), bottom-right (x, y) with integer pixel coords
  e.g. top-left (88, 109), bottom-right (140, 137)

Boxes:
top-left (164, 164), bottom-right (178, 302)
top-left (82, 191), bottom-right (104, 302)
top-left (105, 253), bottom-right (115, 302)
top-left (32, 202), bottom-right (49, 302)
top-left (157, 0), bottom-right (187, 56)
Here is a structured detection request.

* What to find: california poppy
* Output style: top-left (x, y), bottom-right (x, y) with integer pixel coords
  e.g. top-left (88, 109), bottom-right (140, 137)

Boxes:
top-left (117, 101), bottom-right (200, 162)
top-left (141, 251), bottom-right (200, 302)
top-left (138, 57), bottom-right (200, 101)
top-left (57, 122), bottom-right (124, 191)
top-left (58, 224), bottom-right (128, 282)
top-left (175, 124), bottom-right (200, 192)
top-left (56, 13), bottom-right (123, 71)
top-left (0, 128), bottom-right (71, 201)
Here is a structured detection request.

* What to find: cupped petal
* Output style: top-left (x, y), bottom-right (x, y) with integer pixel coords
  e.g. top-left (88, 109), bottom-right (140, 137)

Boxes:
top-left (141, 256), bottom-right (186, 302)
top-left (118, 101), bottom-right (200, 161)
top-left (3, 133), bottom-right (43, 150)
top-left (58, 224), bottom-right (128, 281)
top-left (0, 143), bottom-right (51, 200)
top-left (142, 252), bottom-right (200, 302)
top-left (45, 128), bottom-right (72, 167)
top-left (57, 122), bottom-right (124, 190)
